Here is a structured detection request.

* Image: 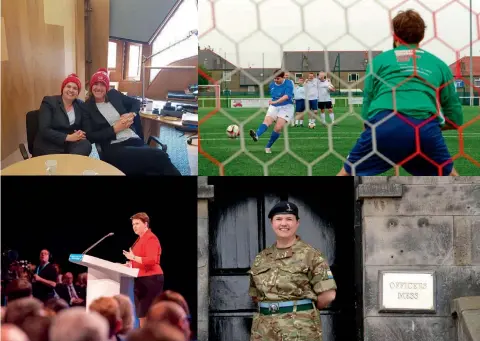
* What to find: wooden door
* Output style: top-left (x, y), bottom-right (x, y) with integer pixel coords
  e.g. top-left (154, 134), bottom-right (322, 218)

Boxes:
top-left (208, 177), bottom-right (361, 341)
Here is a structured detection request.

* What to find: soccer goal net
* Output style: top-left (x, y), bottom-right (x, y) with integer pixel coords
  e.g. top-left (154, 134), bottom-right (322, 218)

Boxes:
top-left (198, 0), bottom-right (480, 176)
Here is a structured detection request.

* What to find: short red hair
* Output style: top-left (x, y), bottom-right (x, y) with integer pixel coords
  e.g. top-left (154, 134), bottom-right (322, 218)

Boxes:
top-left (130, 212), bottom-right (150, 226)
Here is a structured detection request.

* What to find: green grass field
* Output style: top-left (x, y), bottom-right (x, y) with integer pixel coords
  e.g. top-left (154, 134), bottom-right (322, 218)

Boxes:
top-left (198, 106), bottom-right (480, 176)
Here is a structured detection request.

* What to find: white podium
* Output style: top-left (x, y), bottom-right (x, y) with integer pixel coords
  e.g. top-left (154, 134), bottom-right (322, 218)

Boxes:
top-left (69, 254), bottom-right (139, 310)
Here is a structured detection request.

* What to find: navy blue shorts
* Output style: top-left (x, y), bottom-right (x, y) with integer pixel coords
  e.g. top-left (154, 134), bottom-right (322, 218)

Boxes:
top-left (344, 110), bottom-right (454, 176)
top-left (319, 101), bottom-right (333, 110)
top-left (295, 99), bottom-right (305, 112)
top-left (308, 99), bottom-right (318, 111)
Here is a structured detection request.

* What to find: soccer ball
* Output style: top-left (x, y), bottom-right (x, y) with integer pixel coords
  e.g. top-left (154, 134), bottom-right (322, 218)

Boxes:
top-left (308, 122), bottom-right (316, 129)
top-left (226, 124), bottom-right (240, 138)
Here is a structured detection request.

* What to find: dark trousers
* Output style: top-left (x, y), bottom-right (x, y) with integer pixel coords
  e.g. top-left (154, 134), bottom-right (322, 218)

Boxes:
top-left (33, 139), bottom-right (92, 157)
top-left (134, 274), bottom-right (165, 318)
top-left (102, 138), bottom-right (181, 176)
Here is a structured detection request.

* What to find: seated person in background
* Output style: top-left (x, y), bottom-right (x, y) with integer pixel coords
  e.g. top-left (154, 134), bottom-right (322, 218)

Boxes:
top-left (83, 68), bottom-right (181, 176)
top-left (33, 74), bottom-right (92, 156)
top-left (55, 272), bottom-right (85, 306)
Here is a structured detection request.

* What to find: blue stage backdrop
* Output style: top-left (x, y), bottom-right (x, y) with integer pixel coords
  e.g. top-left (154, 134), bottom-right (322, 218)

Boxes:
top-left (1, 176), bottom-right (198, 339)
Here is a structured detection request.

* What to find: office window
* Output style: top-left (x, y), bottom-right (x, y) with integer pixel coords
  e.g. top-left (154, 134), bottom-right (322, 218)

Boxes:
top-left (474, 78), bottom-right (480, 87)
top-left (150, 0), bottom-right (198, 82)
top-left (127, 44), bottom-right (142, 80)
top-left (108, 41), bottom-right (117, 69)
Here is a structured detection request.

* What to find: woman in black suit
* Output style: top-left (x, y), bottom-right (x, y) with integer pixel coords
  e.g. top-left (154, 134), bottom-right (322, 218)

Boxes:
top-left (33, 74), bottom-right (92, 156)
top-left (82, 68), bottom-right (180, 176)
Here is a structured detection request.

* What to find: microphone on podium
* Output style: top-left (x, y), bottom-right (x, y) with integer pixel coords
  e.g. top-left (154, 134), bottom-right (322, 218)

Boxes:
top-left (82, 232), bottom-right (114, 255)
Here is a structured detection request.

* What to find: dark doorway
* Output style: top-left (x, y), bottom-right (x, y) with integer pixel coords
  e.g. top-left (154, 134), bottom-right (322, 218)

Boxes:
top-left (208, 176), bottom-right (362, 341)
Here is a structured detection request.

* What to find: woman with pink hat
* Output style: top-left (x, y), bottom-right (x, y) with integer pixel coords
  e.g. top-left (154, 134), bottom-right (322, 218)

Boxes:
top-left (83, 68), bottom-right (180, 175)
top-left (33, 74), bottom-right (92, 156)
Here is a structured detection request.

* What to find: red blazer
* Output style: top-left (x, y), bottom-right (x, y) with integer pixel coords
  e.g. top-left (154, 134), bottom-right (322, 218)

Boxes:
top-left (131, 229), bottom-right (163, 277)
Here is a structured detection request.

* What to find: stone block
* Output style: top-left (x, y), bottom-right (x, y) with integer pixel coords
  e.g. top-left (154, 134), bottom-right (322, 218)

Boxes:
top-left (362, 185), bottom-right (480, 216)
top-left (361, 177), bottom-right (480, 185)
top-left (365, 316), bottom-right (454, 341)
top-left (198, 200), bottom-right (209, 218)
top-left (357, 184), bottom-right (403, 199)
top-left (454, 217), bottom-right (475, 266)
top-left (364, 216), bottom-right (454, 266)
top-left (198, 176), bottom-right (214, 199)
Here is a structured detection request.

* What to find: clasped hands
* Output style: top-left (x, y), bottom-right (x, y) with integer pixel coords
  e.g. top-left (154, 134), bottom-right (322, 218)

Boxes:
top-left (114, 112), bottom-right (136, 133)
top-left (66, 130), bottom-right (87, 142)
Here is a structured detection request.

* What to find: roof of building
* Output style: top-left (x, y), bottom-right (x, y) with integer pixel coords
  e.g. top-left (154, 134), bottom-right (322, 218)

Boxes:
top-left (200, 48), bottom-right (384, 72)
top-left (449, 56), bottom-right (480, 77)
top-left (282, 51), bottom-right (383, 72)
top-left (199, 49), bottom-right (236, 70)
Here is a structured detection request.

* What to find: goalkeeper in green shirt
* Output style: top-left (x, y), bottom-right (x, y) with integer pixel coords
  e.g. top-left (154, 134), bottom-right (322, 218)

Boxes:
top-left (338, 9), bottom-right (463, 176)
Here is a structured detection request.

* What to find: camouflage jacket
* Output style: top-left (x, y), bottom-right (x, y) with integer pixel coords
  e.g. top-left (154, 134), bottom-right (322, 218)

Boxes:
top-left (248, 237), bottom-right (337, 301)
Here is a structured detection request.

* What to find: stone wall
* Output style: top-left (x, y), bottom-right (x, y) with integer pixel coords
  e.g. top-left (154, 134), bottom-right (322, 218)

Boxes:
top-left (359, 177), bottom-right (480, 341)
top-left (198, 176), bottom-right (213, 341)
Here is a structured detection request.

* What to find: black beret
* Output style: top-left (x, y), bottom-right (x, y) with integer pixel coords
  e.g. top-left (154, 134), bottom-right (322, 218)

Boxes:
top-left (268, 201), bottom-right (299, 219)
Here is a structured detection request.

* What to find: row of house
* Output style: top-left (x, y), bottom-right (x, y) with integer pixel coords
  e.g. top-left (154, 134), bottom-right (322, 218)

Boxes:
top-left (199, 48), bottom-right (479, 94)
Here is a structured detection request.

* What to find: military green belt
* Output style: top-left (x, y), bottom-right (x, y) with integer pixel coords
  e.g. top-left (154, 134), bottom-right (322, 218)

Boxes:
top-left (259, 302), bottom-right (314, 315)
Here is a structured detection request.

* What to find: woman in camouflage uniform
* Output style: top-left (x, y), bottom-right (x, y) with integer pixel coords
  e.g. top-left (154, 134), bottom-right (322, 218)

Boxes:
top-left (248, 201), bottom-right (337, 341)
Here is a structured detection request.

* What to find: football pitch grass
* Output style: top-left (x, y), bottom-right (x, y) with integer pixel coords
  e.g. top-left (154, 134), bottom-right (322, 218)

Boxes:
top-left (199, 106), bottom-right (480, 176)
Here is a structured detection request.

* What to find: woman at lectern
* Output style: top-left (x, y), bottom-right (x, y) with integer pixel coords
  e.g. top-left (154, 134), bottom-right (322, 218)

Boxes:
top-left (122, 212), bottom-right (163, 327)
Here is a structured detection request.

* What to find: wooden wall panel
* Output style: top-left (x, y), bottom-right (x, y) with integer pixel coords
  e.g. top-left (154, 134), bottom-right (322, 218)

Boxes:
top-left (145, 56), bottom-right (198, 100)
top-left (89, 0), bottom-right (109, 86)
top-left (1, 17), bottom-right (8, 62)
top-left (76, 0), bottom-right (86, 99)
top-left (1, 0), bottom-right (85, 164)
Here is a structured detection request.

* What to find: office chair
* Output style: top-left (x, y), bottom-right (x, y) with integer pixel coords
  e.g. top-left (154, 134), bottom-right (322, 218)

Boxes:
top-left (18, 110), bottom-right (40, 160)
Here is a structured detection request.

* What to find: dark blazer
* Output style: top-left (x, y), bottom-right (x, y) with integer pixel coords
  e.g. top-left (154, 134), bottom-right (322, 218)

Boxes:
top-left (83, 89), bottom-right (143, 150)
top-left (55, 283), bottom-right (86, 306)
top-left (33, 95), bottom-right (88, 155)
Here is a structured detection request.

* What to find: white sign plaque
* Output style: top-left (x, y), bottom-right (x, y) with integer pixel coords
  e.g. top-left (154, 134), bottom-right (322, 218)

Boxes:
top-left (379, 271), bottom-right (436, 313)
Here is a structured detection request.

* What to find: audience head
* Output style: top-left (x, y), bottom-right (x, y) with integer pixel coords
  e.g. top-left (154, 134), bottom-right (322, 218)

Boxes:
top-left (88, 296), bottom-right (122, 337)
top-left (21, 315), bottom-right (51, 341)
top-left (113, 294), bottom-right (135, 334)
top-left (147, 300), bottom-right (190, 340)
top-left (63, 272), bottom-right (74, 285)
top-left (61, 74), bottom-right (81, 100)
top-left (126, 323), bottom-right (187, 341)
top-left (90, 68), bottom-right (110, 101)
top-left (1, 323), bottom-right (30, 341)
top-left (76, 272), bottom-right (87, 287)
top-left (53, 263), bottom-right (61, 274)
top-left (152, 290), bottom-right (190, 316)
top-left (4, 297), bottom-right (45, 327)
top-left (44, 298), bottom-right (69, 316)
top-left (6, 279), bottom-right (32, 302)
top-left (49, 307), bottom-right (109, 341)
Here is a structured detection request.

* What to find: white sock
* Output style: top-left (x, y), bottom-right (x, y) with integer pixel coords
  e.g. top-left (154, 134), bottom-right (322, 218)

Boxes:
top-left (330, 112), bottom-right (335, 122)
top-left (299, 120), bottom-right (303, 125)
top-left (321, 113), bottom-right (326, 123)
top-left (295, 120), bottom-right (299, 125)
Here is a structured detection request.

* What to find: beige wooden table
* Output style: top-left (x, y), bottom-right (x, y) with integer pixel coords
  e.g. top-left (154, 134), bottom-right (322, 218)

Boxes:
top-left (1, 154), bottom-right (124, 175)
top-left (140, 112), bottom-right (197, 145)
